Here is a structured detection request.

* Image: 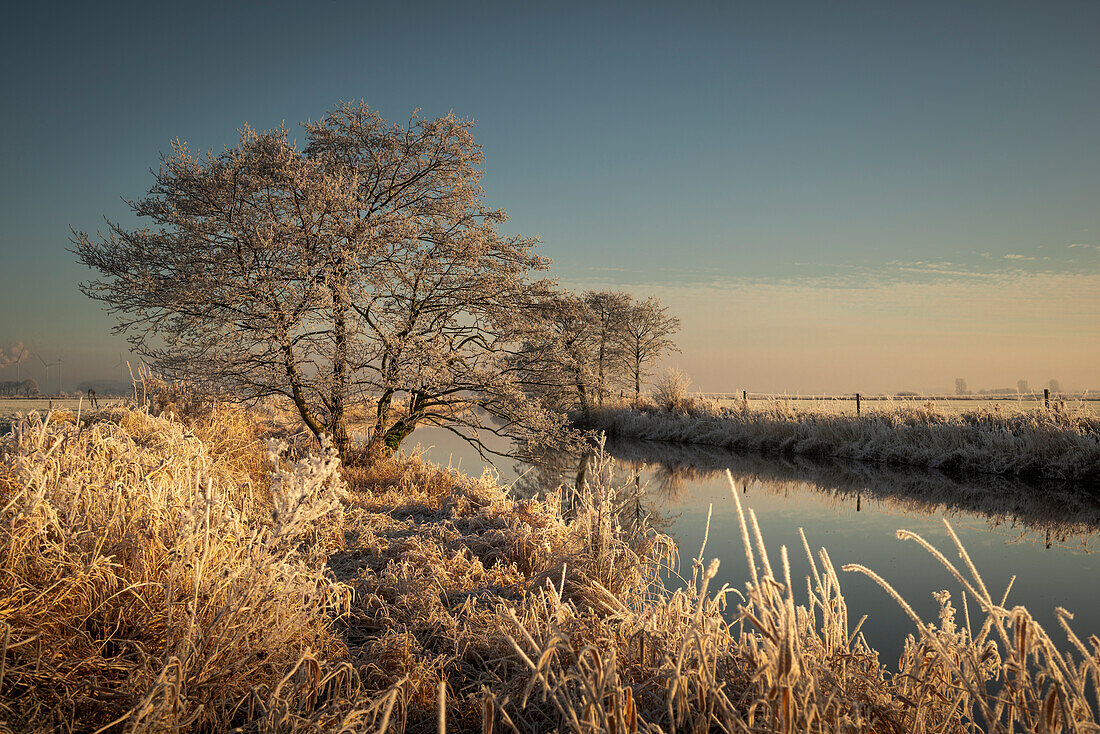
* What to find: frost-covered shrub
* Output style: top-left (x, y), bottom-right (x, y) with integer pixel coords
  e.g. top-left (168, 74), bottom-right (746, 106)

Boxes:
top-left (652, 368), bottom-right (694, 413)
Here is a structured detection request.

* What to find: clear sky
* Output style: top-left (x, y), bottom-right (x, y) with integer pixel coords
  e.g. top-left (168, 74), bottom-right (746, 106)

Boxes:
top-left (1, 0), bottom-right (1097, 394)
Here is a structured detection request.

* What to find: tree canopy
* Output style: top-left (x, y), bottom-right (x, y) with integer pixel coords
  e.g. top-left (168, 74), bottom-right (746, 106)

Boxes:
top-left (517, 290), bottom-right (680, 413)
top-left (0, 380), bottom-right (37, 397)
top-left (74, 103), bottom-right (562, 459)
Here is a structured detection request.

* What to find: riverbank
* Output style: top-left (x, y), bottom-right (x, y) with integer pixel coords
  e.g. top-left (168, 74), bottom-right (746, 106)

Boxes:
top-left (576, 399), bottom-right (1100, 483)
top-left (2, 401), bottom-right (1098, 732)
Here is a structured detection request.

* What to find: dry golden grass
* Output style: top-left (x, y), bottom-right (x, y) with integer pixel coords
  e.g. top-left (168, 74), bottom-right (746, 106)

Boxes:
top-left (2, 400), bottom-right (1098, 732)
top-left (0, 407), bottom-right (370, 732)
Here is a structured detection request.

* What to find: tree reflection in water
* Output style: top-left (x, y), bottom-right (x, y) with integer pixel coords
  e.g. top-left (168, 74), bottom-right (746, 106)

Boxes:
top-left (511, 439), bottom-right (678, 540)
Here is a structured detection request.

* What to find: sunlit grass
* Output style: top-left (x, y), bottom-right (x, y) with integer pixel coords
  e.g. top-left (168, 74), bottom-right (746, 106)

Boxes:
top-left (2, 399), bottom-right (1098, 732)
top-left (581, 396), bottom-right (1100, 482)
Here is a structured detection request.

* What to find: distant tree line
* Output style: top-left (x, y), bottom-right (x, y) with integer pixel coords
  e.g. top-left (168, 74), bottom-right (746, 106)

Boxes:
top-left (76, 381), bottom-right (131, 396)
top-left (0, 379), bottom-right (38, 396)
top-left (518, 290), bottom-right (680, 414)
top-left (955, 377), bottom-right (1064, 396)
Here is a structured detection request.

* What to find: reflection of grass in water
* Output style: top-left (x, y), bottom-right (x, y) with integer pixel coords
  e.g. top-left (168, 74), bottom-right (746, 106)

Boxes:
top-left (602, 436), bottom-right (1100, 551)
top-left (4, 401), bottom-right (1100, 732)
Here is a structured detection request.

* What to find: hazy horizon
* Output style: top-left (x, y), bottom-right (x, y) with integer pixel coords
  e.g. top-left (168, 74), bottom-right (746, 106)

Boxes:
top-left (2, 1), bottom-right (1097, 395)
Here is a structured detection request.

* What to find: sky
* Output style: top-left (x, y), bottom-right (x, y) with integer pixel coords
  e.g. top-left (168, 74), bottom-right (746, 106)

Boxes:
top-left (1, 0), bottom-right (1097, 394)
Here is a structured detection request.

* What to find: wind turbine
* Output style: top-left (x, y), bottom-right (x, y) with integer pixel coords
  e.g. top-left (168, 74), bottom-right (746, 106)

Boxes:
top-left (113, 352), bottom-right (127, 383)
top-left (34, 352), bottom-right (50, 393)
top-left (33, 352), bottom-right (62, 395)
top-left (14, 345), bottom-right (25, 380)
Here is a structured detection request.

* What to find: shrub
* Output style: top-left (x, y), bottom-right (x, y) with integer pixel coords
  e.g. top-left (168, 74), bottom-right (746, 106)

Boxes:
top-left (651, 368), bottom-right (694, 413)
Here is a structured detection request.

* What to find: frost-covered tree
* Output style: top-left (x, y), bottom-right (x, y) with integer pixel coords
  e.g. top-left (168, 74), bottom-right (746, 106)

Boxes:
top-left (516, 291), bottom-right (601, 414)
top-left (584, 290), bottom-right (632, 406)
top-left (622, 297), bottom-right (680, 403)
top-left (518, 290), bottom-right (679, 411)
top-left (955, 378), bottom-right (969, 396)
top-left (74, 103), bottom-right (562, 460)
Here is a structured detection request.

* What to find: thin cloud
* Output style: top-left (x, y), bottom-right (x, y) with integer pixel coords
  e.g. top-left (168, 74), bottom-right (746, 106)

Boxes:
top-left (562, 246), bottom-right (1098, 293)
top-left (0, 341), bottom-right (29, 368)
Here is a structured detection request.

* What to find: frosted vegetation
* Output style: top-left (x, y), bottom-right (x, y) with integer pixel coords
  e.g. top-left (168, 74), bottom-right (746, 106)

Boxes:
top-left (3, 393), bottom-right (1100, 732)
top-left (71, 103), bottom-right (678, 465)
top-left (580, 373), bottom-right (1100, 483)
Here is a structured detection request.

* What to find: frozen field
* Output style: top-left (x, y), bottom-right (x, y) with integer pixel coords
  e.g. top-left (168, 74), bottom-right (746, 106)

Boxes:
top-left (703, 393), bottom-right (1100, 417)
top-left (0, 397), bottom-right (127, 423)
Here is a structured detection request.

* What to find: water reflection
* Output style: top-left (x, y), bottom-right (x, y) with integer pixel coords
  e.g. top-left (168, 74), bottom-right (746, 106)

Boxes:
top-left (511, 443), bottom-right (677, 539)
top-left (513, 437), bottom-right (1100, 552)
top-left (406, 424), bottom-right (1100, 663)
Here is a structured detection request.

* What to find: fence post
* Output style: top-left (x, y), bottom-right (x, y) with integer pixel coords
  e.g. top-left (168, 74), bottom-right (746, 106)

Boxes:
top-left (1044, 388), bottom-right (1050, 409)
top-left (856, 392), bottom-right (861, 416)
top-left (742, 389), bottom-right (747, 406)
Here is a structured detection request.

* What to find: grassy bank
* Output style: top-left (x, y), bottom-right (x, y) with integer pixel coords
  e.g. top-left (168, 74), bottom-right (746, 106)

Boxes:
top-left (2, 402), bottom-right (1099, 732)
top-left (577, 398), bottom-right (1100, 483)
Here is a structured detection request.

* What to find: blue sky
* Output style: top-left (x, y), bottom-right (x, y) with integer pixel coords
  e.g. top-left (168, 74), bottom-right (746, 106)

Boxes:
top-left (1, 0), bottom-right (1097, 392)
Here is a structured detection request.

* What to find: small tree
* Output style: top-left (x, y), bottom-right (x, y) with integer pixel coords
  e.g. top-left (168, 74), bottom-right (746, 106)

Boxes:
top-left (1017, 379), bottom-right (1030, 395)
top-left (955, 378), bottom-right (969, 396)
top-left (74, 103), bottom-right (560, 460)
top-left (623, 297), bottom-right (680, 404)
top-left (517, 291), bottom-right (600, 414)
top-left (584, 290), bottom-right (632, 406)
top-left (1049, 378), bottom-right (1061, 393)
top-left (20, 378), bottom-right (38, 396)
top-left (652, 368), bottom-right (692, 412)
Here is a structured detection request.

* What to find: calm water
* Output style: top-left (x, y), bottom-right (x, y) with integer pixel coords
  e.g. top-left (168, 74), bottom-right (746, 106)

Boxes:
top-left (408, 426), bottom-right (1100, 667)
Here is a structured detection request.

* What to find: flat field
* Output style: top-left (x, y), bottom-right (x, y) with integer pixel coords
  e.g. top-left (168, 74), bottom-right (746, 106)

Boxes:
top-left (0, 397), bottom-right (126, 423)
top-left (704, 393), bottom-right (1100, 417)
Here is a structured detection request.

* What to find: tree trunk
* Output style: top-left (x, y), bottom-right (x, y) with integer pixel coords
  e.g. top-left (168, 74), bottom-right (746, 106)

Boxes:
top-left (597, 338), bottom-right (606, 407)
top-left (377, 391), bottom-right (425, 456)
top-left (329, 268), bottom-right (351, 460)
top-left (380, 418), bottom-right (418, 454)
top-left (370, 387), bottom-right (394, 454)
top-left (575, 372), bottom-right (590, 416)
top-left (282, 335), bottom-right (329, 451)
top-left (329, 415), bottom-right (351, 461)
